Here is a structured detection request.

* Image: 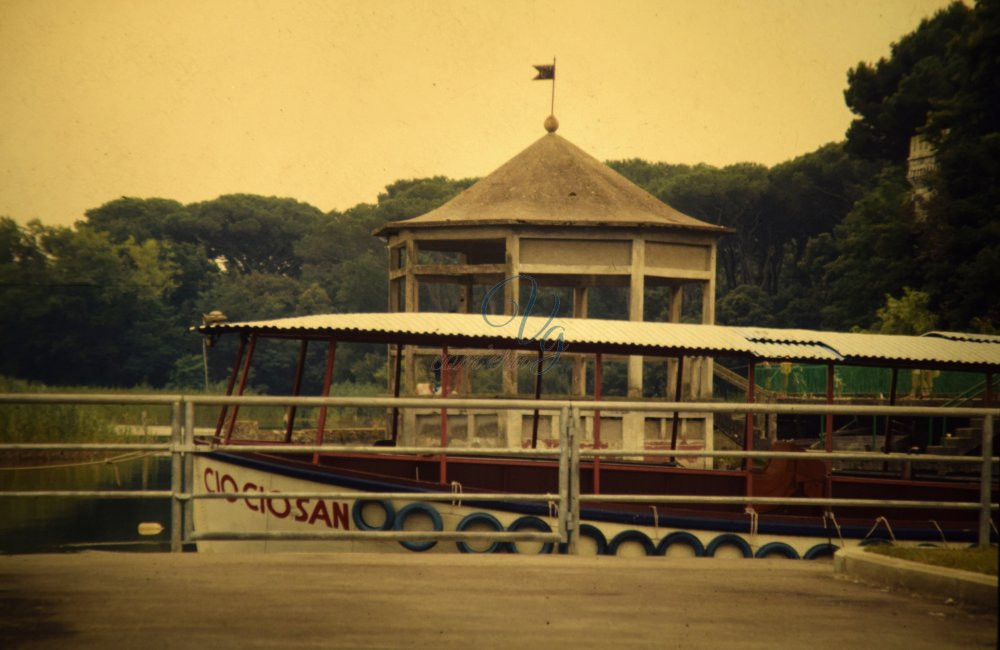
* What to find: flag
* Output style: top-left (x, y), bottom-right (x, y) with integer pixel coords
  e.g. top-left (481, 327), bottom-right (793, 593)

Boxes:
top-left (533, 64), bottom-right (555, 80)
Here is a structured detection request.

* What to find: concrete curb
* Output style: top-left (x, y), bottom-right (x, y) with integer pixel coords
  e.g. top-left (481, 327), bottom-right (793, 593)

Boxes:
top-left (834, 546), bottom-right (997, 609)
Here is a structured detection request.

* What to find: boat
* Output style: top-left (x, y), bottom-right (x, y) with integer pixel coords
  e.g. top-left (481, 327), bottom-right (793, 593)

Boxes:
top-left (191, 311), bottom-right (999, 557)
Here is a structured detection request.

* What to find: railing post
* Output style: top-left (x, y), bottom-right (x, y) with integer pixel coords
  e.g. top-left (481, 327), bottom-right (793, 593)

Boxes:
top-left (170, 400), bottom-right (183, 553)
top-left (979, 413), bottom-right (994, 547)
top-left (558, 405), bottom-right (569, 544)
top-left (183, 399), bottom-right (196, 547)
top-left (568, 405), bottom-right (581, 555)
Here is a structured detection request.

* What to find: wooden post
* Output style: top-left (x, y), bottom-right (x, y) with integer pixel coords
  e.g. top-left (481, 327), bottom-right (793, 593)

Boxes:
top-left (313, 338), bottom-right (337, 464)
top-left (391, 343), bottom-right (403, 445)
top-left (669, 355), bottom-right (684, 464)
top-left (215, 334), bottom-right (247, 440)
top-left (883, 367), bottom-right (898, 471)
top-left (224, 334), bottom-right (257, 444)
top-left (628, 238), bottom-right (644, 398)
top-left (744, 360), bottom-right (755, 497)
top-left (825, 363), bottom-right (835, 500)
top-left (440, 345), bottom-right (449, 484)
top-left (594, 352), bottom-right (603, 494)
top-left (531, 348), bottom-right (543, 449)
top-left (284, 339), bottom-right (309, 442)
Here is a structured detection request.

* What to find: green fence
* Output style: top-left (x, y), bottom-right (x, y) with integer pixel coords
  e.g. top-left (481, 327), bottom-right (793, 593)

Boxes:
top-left (755, 364), bottom-right (993, 399)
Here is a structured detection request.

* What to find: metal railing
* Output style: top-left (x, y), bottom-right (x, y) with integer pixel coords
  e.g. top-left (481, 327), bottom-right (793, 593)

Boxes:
top-left (1, 393), bottom-right (997, 552)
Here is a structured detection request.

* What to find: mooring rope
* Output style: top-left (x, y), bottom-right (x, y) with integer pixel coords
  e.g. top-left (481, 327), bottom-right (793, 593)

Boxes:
top-left (863, 516), bottom-right (897, 543)
top-left (744, 506), bottom-right (759, 552)
top-left (0, 451), bottom-right (151, 472)
top-left (928, 519), bottom-right (947, 544)
top-left (822, 510), bottom-right (844, 547)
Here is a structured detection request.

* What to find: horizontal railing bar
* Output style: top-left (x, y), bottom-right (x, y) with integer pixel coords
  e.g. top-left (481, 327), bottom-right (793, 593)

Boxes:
top-left (0, 443), bottom-right (171, 452)
top-left (0, 490), bottom-right (174, 498)
top-left (1, 443), bottom-right (994, 465)
top-left (190, 531), bottom-right (561, 542)
top-left (570, 400), bottom-right (1000, 418)
top-left (188, 491), bottom-right (559, 501)
top-left (2, 393), bottom-right (997, 419)
top-left (187, 395), bottom-right (564, 411)
top-left (0, 393), bottom-right (183, 405)
top-left (579, 494), bottom-right (999, 509)
top-left (578, 449), bottom-right (1000, 463)
top-left (200, 445), bottom-right (562, 457)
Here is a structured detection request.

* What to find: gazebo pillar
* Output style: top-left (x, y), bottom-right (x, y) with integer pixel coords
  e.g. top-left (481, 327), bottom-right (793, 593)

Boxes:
top-left (628, 238), bottom-right (645, 399)
top-left (571, 286), bottom-right (588, 396)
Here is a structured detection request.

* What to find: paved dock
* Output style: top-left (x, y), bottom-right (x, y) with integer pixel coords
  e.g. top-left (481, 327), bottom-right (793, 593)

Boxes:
top-left (1, 553), bottom-right (995, 649)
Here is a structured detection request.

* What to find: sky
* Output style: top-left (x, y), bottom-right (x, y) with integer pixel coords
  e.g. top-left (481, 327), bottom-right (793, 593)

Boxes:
top-left (1, 0), bottom-right (955, 227)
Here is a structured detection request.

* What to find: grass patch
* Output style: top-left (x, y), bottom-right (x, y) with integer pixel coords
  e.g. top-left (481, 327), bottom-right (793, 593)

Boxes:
top-left (1, 375), bottom-right (389, 442)
top-left (865, 545), bottom-right (998, 576)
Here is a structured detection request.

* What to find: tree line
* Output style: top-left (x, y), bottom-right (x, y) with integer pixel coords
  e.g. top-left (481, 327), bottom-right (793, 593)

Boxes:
top-left (1, 0), bottom-right (996, 391)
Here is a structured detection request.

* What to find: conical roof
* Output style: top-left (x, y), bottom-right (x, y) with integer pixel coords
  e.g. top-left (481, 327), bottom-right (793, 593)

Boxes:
top-left (376, 133), bottom-right (726, 236)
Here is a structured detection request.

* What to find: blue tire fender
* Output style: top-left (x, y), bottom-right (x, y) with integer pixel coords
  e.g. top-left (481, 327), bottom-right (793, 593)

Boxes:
top-left (455, 512), bottom-right (504, 554)
top-left (351, 499), bottom-right (395, 531)
top-left (506, 515), bottom-right (554, 554)
top-left (607, 530), bottom-right (656, 556)
top-left (393, 502), bottom-right (442, 552)
top-left (655, 531), bottom-right (705, 557)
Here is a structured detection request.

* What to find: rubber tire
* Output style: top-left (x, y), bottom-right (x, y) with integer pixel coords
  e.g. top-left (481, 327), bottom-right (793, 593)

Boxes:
top-left (705, 533), bottom-right (753, 558)
top-left (351, 499), bottom-right (395, 531)
top-left (607, 530), bottom-right (656, 556)
top-left (506, 515), bottom-right (554, 554)
top-left (655, 531), bottom-right (705, 557)
top-left (803, 543), bottom-right (839, 560)
top-left (455, 512), bottom-right (504, 554)
top-left (394, 502), bottom-right (443, 552)
top-left (754, 541), bottom-right (800, 559)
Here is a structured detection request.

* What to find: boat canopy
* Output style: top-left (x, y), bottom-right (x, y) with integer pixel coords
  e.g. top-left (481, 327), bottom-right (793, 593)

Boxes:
top-left (196, 312), bottom-right (1000, 372)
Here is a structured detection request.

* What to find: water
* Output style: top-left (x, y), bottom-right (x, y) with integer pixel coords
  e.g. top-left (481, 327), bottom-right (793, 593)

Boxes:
top-left (0, 456), bottom-right (172, 553)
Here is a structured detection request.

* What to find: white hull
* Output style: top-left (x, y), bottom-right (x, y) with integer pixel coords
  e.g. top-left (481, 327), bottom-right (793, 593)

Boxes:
top-left (191, 456), bottom-right (900, 559)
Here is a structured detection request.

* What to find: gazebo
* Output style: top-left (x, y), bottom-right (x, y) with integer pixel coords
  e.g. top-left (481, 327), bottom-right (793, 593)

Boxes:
top-left (375, 123), bottom-right (729, 458)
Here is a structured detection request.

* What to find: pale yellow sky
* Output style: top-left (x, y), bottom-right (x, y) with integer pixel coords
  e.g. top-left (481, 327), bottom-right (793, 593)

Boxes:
top-left (1, 0), bottom-right (954, 226)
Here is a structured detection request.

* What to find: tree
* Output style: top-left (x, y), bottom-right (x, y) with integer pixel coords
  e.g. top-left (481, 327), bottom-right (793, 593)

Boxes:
top-left (873, 287), bottom-right (938, 335)
top-left (843, 2), bottom-right (972, 161)
top-left (186, 194), bottom-right (326, 276)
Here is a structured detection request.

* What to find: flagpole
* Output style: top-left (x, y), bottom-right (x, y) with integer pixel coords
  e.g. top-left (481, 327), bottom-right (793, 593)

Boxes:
top-left (550, 57), bottom-right (557, 116)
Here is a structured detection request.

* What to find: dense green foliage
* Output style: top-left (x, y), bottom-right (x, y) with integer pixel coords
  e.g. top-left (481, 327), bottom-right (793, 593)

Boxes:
top-left (0, 1), bottom-right (995, 391)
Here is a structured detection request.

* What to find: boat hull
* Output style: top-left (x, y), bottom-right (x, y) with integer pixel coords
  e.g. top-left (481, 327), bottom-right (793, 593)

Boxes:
top-left (192, 453), bottom-right (993, 557)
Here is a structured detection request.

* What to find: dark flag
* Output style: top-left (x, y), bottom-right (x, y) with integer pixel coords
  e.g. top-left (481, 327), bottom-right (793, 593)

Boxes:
top-left (533, 64), bottom-right (555, 80)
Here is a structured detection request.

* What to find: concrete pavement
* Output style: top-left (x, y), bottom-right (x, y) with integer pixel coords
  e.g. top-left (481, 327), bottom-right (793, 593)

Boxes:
top-left (1, 552), bottom-right (996, 649)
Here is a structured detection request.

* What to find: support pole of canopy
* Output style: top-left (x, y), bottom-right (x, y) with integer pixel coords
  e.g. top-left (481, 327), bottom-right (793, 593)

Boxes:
top-left (440, 345), bottom-right (449, 484)
top-left (986, 371), bottom-right (994, 408)
top-left (883, 367), bottom-right (899, 471)
top-left (313, 338), bottom-right (337, 464)
top-left (744, 360), bottom-right (755, 497)
top-left (284, 339), bottom-right (309, 443)
top-left (979, 414), bottom-right (994, 547)
top-left (825, 363), bottom-right (835, 501)
top-left (531, 348), bottom-right (543, 449)
top-left (594, 352), bottom-right (603, 494)
top-left (215, 333), bottom-right (247, 441)
top-left (669, 355), bottom-right (684, 464)
top-left (391, 343), bottom-right (403, 445)
top-left (224, 334), bottom-right (257, 444)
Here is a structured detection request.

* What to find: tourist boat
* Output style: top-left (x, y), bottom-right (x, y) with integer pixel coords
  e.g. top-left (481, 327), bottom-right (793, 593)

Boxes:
top-left (191, 311), bottom-right (999, 558)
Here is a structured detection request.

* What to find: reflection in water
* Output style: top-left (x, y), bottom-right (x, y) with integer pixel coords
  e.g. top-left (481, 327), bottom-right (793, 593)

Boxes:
top-left (0, 456), bottom-right (172, 553)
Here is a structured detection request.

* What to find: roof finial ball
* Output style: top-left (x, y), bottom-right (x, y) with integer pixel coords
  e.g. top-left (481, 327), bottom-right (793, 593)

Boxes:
top-left (544, 114), bottom-right (559, 133)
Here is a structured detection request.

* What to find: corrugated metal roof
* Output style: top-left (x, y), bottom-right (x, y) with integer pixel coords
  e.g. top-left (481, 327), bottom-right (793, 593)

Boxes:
top-left (197, 312), bottom-right (1000, 370)
top-left (924, 331), bottom-right (1000, 344)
